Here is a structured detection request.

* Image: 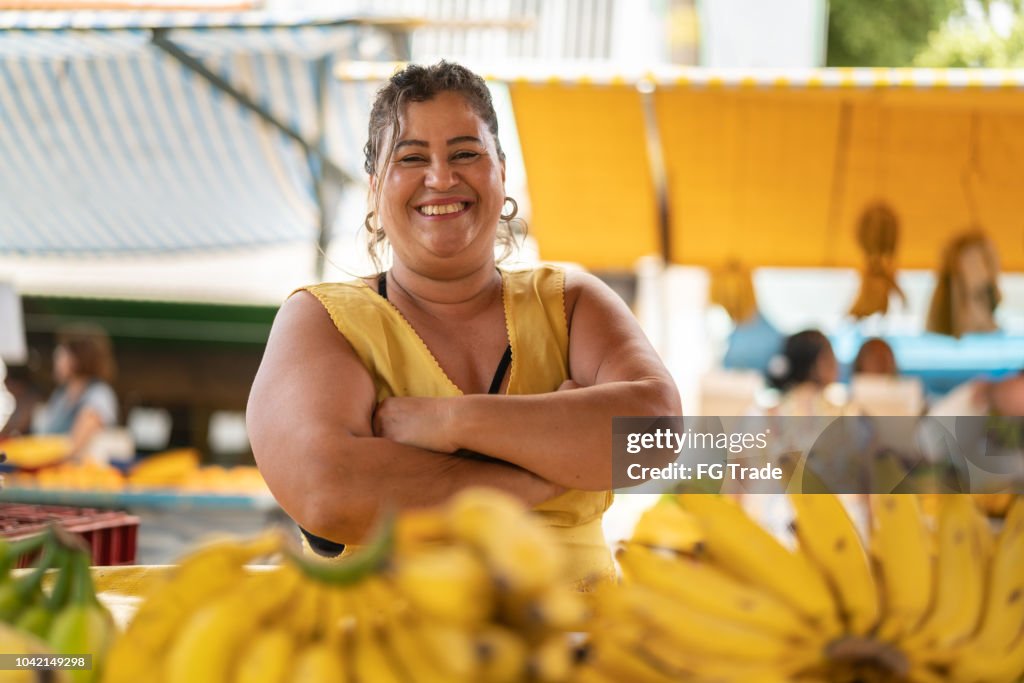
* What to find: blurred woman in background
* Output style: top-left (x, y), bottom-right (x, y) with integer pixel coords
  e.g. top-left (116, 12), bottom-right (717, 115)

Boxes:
top-left (33, 325), bottom-right (118, 458)
top-left (765, 329), bottom-right (845, 416)
top-left (852, 337), bottom-right (899, 377)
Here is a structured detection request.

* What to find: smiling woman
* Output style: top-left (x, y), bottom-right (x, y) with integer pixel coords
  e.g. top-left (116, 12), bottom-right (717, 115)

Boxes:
top-left (245, 61), bottom-right (680, 588)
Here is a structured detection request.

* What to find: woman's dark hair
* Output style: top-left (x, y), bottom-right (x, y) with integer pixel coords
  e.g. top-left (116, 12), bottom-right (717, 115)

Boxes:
top-left (363, 60), bottom-right (504, 177)
top-left (768, 329), bottom-right (832, 392)
top-left (362, 61), bottom-right (518, 272)
top-left (56, 324), bottom-right (116, 383)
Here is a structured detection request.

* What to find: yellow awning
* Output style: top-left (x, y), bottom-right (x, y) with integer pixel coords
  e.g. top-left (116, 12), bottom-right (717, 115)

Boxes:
top-left (655, 81), bottom-right (1024, 270)
top-left (508, 82), bottom-right (660, 269)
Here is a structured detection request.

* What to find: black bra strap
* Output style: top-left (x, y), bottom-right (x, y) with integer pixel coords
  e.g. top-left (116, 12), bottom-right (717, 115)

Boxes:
top-left (488, 344), bottom-right (512, 394)
top-left (377, 272), bottom-right (387, 298)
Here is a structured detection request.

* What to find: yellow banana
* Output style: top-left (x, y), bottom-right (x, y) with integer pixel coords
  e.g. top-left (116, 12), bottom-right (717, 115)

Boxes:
top-left (364, 573), bottom-right (479, 679)
top-left (280, 579), bottom-right (323, 645)
top-left (630, 500), bottom-right (705, 555)
top-left (500, 583), bottom-right (589, 633)
top-left (675, 494), bottom-right (840, 632)
top-left (318, 585), bottom-right (355, 647)
top-left (374, 594), bottom-right (471, 683)
top-left (394, 507), bottom-right (452, 552)
top-left (288, 640), bottom-right (348, 683)
top-left (392, 544), bottom-right (493, 626)
top-left (617, 542), bottom-right (815, 641)
top-left (581, 630), bottom-right (677, 683)
top-left (569, 664), bottom-right (618, 683)
top-left (474, 624), bottom-right (528, 683)
top-left (163, 565), bottom-right (302, 683)
top-left (950, 629), bottom-right (1024, 683)
top-left (972, 495), bottom-right (997, 561)
top-left (411, 618), bottom-right (479, 678)
top-left (446, 488), bottom-right (563, 595)
top-left (788, 493), bottom-right (880, 636)
top-left (527, 633), bottom-right (575, 683)
top-left (870, 494), bottom-right (934, 643)
top-left (638, 628), bottom-right (813, 682)
top-left (906, 495), bottom-right (989, 650)
top-left (595, 581), bottom-right (801, 663)
top-left (348, 583), bottom-right (405, 683)
top-left (970, 496), bottom-right (1024, 655)
top-left (105, 533), bottom-right (284, 683)
top-left (232, 627), bottom-right (296, 683)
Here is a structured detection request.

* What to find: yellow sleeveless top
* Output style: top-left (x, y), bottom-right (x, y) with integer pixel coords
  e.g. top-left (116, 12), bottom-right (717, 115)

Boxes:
top-left (302, 265), bottom-right (614, 587)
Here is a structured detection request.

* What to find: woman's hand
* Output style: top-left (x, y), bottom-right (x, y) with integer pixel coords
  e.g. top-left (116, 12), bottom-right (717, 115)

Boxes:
top-left (373, 396), bottom-right (456, 453)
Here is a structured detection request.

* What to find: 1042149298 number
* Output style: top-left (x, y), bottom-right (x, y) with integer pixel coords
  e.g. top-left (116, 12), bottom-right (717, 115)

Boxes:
top-left (2, 655), bottom-right (91, 670)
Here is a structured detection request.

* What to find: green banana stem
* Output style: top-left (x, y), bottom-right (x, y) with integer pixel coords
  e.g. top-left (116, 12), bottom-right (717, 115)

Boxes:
top-left (16, 534), bottom-right (57, 600)
top-left (0, 532), bottom-right (52, 575)
top-left (67, 550), bottom-right (99, 607)
top-left (0, 531), bottom-right (57, 622)
top-left (0, 540), bottom-right (11, 578)
top-left (46, 549), bottom-right (74, 612)
top-left (285, 511), bottom-right (395, 586)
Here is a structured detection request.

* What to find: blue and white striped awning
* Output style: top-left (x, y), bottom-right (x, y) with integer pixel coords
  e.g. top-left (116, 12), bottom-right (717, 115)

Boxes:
top-left (0, 10), bottom-right (390, 255)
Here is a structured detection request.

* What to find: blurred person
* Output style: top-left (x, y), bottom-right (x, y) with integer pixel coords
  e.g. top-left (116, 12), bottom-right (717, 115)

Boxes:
top-left (0, 362), bottom-right (44, 440)
top-left (246, 61), bottom-right (680, 586)
top-left (852, 337), bottom-right (899, 377)
top-left (33, 324), bottom-right (119, 458)
top-left (764, 329), bottom-right (845, 416)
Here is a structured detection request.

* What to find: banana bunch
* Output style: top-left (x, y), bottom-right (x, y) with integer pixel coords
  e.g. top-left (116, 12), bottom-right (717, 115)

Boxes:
top-left (105, 487), bottom-right (587, 682)
top-left (0, 527), bottom-right (116, 683)
top-left (102, 531), bottom-right (296, 683)
top-left (576, 493), bottom-right (1024, 683)
top-left (0, 436), bottom-right (72, 469)
top-left (375, 487), bottom-right (589, 682)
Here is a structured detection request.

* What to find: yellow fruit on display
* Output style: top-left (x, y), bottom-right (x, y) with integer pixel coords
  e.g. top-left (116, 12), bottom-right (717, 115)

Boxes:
top-left (629, 498), bottom-right (705, 555)
top-left (575, 493), bottom-right (1024, 683)
top-left (105, 488), bottom-right (587, 683)
top-left (27, 461), bottom-right (124, 492)
top-left (0, 436), bottom-right (72, 469)
top-left (125, 448), bottom-right (200, 488)
top-left (176, 465), bottom-right (270, 495)
top-left (972, 493), bottom-right (1016, 518)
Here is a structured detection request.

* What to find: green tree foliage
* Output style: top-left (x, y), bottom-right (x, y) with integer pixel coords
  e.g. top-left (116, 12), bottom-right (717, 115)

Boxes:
top-left (827, 0), bottom-right (962, 66)
top-left (915, 2), bottom-right (1024, 66)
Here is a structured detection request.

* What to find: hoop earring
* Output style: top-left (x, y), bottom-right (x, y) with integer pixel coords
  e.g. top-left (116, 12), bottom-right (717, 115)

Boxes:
top-left (500, 196), bottom-right (519, 222)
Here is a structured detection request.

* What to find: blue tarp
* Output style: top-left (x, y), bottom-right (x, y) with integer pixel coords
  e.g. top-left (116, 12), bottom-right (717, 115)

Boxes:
top-left (0, 10), bottom-right (391, 255)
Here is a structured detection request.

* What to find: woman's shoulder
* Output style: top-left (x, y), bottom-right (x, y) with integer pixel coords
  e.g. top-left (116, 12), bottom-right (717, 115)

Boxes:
top-left (81, 381), bottom-right (118, 423)
top-left (502, 264), bottom-right (605, 317)
top-left (82, 382), bottom-right (117, 403)
top-left (285, 279), bottom-right (383, 324)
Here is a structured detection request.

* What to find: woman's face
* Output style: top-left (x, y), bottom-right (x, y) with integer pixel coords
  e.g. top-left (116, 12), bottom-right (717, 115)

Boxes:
top-left (53, 345), bottom-right (74, 383)
top-left (813, 345), bottom-right (839, 386)
top-left (373, 91), bottom-right (506, 275)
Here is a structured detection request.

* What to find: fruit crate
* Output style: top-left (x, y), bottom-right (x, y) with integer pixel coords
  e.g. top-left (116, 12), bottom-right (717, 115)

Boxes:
top-left (0, 503), bottom-right (139, 567)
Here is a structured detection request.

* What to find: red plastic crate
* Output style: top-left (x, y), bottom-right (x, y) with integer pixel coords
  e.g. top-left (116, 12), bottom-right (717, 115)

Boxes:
top-left (0, 503), bottom-right (139, 567)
